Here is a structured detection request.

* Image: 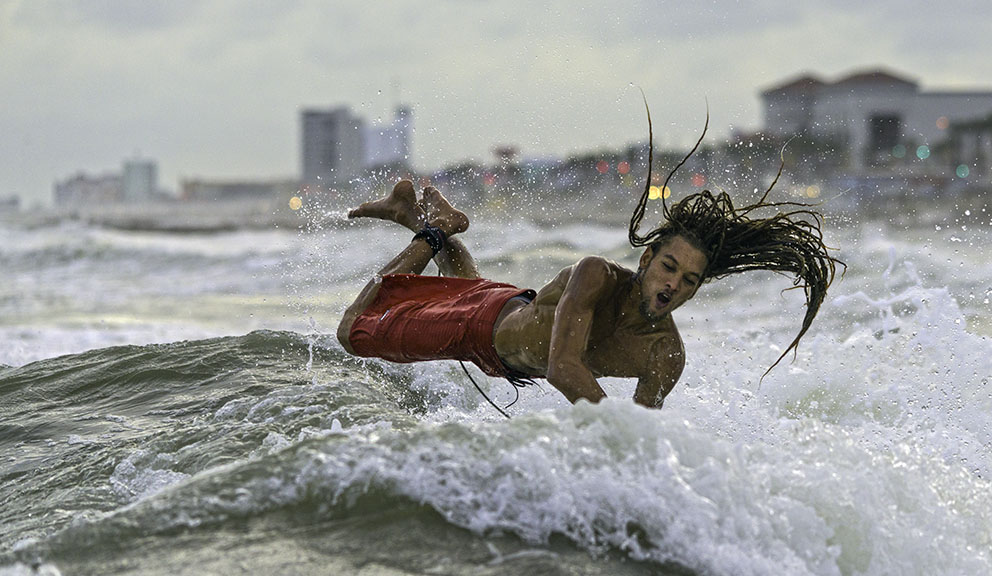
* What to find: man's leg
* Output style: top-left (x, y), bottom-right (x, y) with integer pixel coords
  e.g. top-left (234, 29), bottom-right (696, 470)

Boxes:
top-left (336, 181), bottom-right (471, 353)
top-left (348, 181), bottom-right (479, 279)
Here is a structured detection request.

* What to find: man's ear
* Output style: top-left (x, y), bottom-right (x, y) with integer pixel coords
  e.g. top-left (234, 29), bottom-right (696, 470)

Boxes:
top-left (639, 246), bottom-right (655, 270)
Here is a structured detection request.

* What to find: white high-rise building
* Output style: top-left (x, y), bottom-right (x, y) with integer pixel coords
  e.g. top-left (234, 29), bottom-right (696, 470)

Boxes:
top-left (300, 104), bottom-right (414, 189)
top-left (300, 107), bottom-right (366, 188)
top-left (365, 106), bottom-right (413, 169)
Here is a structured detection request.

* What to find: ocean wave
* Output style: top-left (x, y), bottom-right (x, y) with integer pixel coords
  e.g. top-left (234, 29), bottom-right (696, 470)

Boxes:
top-left (3, 238), bottom-right (992, 575)
top-left (13, 394), bottom-right (990, 575)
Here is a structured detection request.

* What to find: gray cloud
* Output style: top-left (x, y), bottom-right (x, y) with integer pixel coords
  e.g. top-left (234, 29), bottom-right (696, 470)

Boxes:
top-left (2, 0), bottom-right (991, 206)
top-left (8, 0), bottom-right (203, 32)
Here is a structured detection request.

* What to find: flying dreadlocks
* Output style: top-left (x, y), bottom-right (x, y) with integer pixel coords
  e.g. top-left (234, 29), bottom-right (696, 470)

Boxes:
top-left (629, 104), bottom-right (844, 374)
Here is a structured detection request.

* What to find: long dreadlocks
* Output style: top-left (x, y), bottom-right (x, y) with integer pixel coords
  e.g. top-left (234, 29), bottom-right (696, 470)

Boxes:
top-left (629, 99), bottom-right (843, 375)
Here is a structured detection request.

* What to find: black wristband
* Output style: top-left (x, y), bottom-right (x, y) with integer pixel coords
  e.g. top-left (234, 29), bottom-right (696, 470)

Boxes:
top-left (412, 224), bottom-right (446, 257)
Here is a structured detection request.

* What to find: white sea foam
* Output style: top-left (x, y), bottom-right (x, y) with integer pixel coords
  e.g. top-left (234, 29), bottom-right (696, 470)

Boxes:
top-left (109, 450), bottom-right (190, 502)
top-left (322, 253), bottom-right (990, 574)
top-left (282, 390), bottom-right (989, 575)
top-left (0, 563), bottom-right (63, 576)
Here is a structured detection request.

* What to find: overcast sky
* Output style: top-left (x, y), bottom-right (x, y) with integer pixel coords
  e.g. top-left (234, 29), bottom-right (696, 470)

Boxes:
top-left (3, 0), bottom-right (991, 205)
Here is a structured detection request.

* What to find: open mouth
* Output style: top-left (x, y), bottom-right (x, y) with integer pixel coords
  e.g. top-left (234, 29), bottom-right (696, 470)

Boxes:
top-left (657, 292), bottom-right (672, 306)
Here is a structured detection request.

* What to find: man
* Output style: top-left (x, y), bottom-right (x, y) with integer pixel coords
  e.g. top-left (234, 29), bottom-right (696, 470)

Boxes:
top-left (337, 177), bottom-right (839, 409)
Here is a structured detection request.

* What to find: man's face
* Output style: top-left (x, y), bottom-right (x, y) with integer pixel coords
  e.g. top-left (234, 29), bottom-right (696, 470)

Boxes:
top-left (637, 236), bottom-right (708, 322)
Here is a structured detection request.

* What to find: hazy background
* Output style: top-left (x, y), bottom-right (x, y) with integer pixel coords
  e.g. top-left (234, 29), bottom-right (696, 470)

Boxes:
top-left (3, 0), bottom-right (992, 207)
top-left (4, 4), bottom-right (992, 574)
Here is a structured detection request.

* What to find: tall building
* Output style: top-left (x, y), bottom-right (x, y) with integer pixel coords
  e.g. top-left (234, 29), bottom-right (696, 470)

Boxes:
top-left (300, 104), bottom-right (414, 189)
top-left (761, 68), bottom-right (992, 171)
top-left (122, 158), bottom-right (157, 202)
top-left (365, 106), bottom-right (413, 169)
top-left (300, 107), bottom-right (366, 188)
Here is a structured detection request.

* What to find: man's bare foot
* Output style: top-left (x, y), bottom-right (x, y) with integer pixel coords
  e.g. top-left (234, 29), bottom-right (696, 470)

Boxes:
top-left (347, 180), bottom-right (426, 231)
top-left (421, 186), bottom-right (469, 236)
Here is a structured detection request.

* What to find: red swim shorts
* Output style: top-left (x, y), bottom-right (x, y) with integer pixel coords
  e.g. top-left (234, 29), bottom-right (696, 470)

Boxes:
top-left (349, 274), bottom-right (534, 376)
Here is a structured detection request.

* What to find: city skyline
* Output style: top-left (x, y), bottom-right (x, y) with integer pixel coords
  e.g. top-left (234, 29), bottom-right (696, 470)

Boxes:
top-left (3, 1), bottom-right (992, 207)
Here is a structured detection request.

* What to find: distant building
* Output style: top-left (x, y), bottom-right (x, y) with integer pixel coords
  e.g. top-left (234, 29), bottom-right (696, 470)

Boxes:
top-left (940, 112), bottom-right (992, 183)
top-left (54, 156), bottom-right (163, 207)
top-left (0, 195), bottom-right (20, 212)
top-left (53, 172), bottom-right (122, 205)
top-left (760, 75), bottom-right (824, 136)
top-left (301, 107), bottom-right (366, 188)
top-left (180, 178), bottom-right (300, 203)
top-left (365, 106), bottom-right (413, 169)
top-left (121, 158), bottom-right (158, 202)
top-left (761, 68), bottom-right (992, 171)
top-left (300, 104), bottom-right (414, 189)
top-left (492, 145), bottom-right (519, 166)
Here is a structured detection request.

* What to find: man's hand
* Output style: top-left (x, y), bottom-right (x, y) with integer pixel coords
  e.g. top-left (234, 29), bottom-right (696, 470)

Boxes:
top-left (632, 337), bottom-right (685, 408)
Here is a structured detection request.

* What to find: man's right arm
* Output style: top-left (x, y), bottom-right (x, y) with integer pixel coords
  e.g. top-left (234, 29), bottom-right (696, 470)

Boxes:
top-left (545, 256), bottom-right (617, 404)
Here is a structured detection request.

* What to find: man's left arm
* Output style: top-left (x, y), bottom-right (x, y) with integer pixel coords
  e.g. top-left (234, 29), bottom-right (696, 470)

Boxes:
top-left (546, 257), bottom-right (616, 404)
top-left (632, 339), bottom-right (685, 408)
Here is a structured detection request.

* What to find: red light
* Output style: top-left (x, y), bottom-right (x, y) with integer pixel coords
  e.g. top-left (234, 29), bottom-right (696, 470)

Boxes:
top-left (617, 161), bottom-right (631, 175)
top-left (691, 173), bottom-right (706, 187)
top-left (596, 160), bottom-right (609, 174)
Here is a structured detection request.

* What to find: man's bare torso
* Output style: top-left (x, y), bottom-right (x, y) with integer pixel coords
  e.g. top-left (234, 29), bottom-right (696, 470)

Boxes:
top-left (493, 259), bottom-right (684, 383)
